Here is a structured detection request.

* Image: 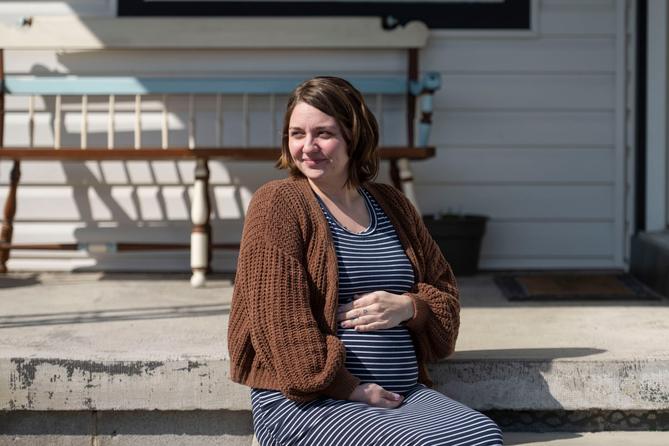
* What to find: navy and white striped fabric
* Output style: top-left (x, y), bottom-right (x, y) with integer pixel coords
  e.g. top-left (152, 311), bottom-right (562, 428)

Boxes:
top-left (250, 187), bottom-right (503, 445)
top-left (321, 187), bottom-right (418, 393)
top-left (251, 384), bottom-right (503, 445)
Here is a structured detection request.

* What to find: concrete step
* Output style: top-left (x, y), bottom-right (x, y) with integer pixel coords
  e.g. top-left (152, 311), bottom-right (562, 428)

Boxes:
top-left (2, 273), bottom-right (669, 414)
top-left (1, 272), bottom-right (668, 439)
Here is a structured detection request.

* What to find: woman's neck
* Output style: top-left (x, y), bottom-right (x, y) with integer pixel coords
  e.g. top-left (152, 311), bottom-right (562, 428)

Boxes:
top-left (307, 178), bottom-right (360, 208)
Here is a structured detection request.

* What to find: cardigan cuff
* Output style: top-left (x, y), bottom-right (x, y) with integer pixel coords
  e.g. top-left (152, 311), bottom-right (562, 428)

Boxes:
top-left (404, 294), bottom-right (430, 332)
top-left (321, 367), bottom-right (361, 401)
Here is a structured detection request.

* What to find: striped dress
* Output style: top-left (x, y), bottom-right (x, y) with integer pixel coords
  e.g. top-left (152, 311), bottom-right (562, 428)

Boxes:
top-left (251, 188), bottom-right (503, 446)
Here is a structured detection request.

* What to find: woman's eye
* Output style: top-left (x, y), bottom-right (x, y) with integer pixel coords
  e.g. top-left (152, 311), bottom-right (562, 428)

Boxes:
top-left (319, 131), bottom-right (331, 137)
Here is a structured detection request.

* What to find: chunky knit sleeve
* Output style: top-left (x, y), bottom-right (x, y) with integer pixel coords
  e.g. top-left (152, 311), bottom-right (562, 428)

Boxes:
top-left (235, 184), bottom-right (360, 402)
top-left (403, 216), bottom-right (460, 362)
top-left (379, 185), bottom-right (461, 362)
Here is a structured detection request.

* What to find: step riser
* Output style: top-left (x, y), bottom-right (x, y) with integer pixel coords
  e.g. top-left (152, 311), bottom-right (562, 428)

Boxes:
top-left (488, 409), bottom-right (669, 432)
top-left (0, 410), bottom-right (255, 446)
top-left (5, 357), bottom-right (667, 412)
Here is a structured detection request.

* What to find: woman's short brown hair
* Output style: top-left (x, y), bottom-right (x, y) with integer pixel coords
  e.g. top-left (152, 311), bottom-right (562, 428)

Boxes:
top-left (276, 76), bottom-right (379, 188)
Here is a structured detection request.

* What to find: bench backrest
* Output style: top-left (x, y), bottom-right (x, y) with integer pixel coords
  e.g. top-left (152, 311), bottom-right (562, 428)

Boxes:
top-left (0, 17), bottom-right (439, 151)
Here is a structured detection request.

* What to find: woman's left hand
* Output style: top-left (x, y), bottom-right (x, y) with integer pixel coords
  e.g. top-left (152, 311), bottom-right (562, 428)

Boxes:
top-left (337, 291), bottom-right (414, 331)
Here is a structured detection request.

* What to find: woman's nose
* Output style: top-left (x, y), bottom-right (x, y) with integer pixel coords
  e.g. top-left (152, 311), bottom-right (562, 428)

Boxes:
top-left (303, 134), bottom-right (319, 152)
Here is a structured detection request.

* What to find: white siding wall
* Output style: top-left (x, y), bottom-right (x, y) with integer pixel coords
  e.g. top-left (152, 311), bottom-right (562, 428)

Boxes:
top-left (0, 0), bottom-right (633, 272)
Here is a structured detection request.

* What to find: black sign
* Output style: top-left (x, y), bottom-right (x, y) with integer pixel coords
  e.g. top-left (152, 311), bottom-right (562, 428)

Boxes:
top-left (117, 1), bottom-right (531, 30)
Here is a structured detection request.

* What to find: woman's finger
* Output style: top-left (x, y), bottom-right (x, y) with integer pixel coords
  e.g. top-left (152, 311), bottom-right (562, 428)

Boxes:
top-left (355, 320), bottom-right (388, 332)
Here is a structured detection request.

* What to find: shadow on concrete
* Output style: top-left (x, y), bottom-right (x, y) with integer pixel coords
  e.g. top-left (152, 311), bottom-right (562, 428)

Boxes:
top-left (433, 348), bottom-right (607, 422)
top-left (450, 347), bottom-right (606, 361)
top-left (0, 275), bottom-right (41, 289)
top-left (92, 272), bottom-right (237, 282)
top-left (0, 303), bottom-right (229, 329)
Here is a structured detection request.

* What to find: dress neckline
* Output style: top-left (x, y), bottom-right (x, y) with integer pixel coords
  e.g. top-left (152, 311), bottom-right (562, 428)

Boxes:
top-left (314, 187), bottom-right (377, 235)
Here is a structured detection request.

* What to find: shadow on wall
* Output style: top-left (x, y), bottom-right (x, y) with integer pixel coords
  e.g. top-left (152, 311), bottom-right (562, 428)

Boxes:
top-left (9, 63), bottom-right (290, 271)
top-left (431, 347), bottom-right (607, 412)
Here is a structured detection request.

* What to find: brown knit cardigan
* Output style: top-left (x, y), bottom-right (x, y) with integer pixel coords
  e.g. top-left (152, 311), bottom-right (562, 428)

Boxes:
top-left (227, 176), bottom-right (460, 402)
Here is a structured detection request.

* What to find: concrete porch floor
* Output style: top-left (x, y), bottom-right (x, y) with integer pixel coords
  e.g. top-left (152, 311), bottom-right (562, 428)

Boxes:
top-left (0, 272), bottom-right (668, 444)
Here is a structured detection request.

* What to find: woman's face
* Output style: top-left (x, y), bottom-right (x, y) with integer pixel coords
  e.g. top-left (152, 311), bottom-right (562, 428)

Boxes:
top-left (288, 101), bottom-right (350, 188)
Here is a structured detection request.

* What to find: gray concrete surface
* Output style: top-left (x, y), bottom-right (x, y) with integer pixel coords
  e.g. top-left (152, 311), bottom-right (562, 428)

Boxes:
top-left (504, 431), bottom-right (669, 445)
top-left (1, 272), bottom-right (668, 412)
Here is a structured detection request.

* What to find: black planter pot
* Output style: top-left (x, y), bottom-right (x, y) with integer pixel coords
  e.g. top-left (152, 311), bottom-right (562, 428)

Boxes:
top-left (422, 214), bottom-right (489, 276)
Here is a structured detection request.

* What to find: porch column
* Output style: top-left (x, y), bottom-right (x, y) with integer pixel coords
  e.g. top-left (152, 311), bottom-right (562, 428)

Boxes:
top-left (646, 0), bottom-right (669, 230)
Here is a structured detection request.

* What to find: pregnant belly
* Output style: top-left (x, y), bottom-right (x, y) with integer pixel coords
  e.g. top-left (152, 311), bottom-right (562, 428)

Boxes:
top-left (337, 325), bottom-right (419, 393)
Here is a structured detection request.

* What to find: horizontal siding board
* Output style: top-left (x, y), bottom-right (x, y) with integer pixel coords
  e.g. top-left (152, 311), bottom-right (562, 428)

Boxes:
top-left (479, 221), bottom-right (615, 258)
top-left (411, 148), bottom-right (615, 183)
top-left (540, 0), bottom-right (617, 36)
top-left (6, 39), bottom-right (614, 75)
top-left (423, 37), bottom-right (615, 73)
top-left (0, 160), bottom-right (285, 186)
top-left (6, 220), bottom-right (243, 244)
top-left (434, 111), bottom-right (614, 146)
top-left (415, 184), bottom-right (614, 220)
top-left (436, 74), bottom-right (615, 111)
top-left (0, 185), bottom-right (250, 222)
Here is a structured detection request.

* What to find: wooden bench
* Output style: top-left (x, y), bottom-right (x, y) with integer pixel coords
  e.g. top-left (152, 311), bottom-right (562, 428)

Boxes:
top-left (0, 17), bottom-right (440, 287)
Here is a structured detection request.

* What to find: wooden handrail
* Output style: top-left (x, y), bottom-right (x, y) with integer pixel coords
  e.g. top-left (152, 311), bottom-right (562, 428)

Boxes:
top-left (0, 147), bottom-right (435, 161)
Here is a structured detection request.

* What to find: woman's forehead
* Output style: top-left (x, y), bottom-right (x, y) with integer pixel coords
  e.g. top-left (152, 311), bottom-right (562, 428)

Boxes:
top-left (289, 103), bottom-right (338, 127)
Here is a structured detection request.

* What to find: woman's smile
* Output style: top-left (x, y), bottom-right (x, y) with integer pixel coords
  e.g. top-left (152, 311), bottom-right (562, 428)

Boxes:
top-left (303, 158), bottom-right (329, 167)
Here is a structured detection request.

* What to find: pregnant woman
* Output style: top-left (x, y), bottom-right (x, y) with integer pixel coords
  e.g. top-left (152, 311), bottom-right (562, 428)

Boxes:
top-left (227, 76), bottom-right (503, 445)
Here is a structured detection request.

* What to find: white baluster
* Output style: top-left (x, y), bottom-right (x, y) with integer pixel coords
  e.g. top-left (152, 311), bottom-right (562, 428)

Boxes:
top-left (190, 158), bottom-right (210, 288)
top-left (188, 94), bottom-right (195, 149)
top-left (108, 95), bottom-right (115, 149)
top-left (27, 95), bottom-right (35, 147)
top-left (162, 94), bottom-right (168, 149)
top-left (54, 94), bottom-right (61, 149)
top-left (398, 158), bottom-right (420, 213)
top-left (81, 95), bottom-right (88, 149)
top-left (134, 95), bottom-right (141, 149)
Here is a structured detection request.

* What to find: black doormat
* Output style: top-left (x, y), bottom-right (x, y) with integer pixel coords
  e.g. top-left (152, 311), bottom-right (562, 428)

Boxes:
top-left (494, 273), bottom-right (663, 301)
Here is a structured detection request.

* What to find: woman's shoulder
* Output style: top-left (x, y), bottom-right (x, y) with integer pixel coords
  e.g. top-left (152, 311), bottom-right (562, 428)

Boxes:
top-left (250, 177), bottom-right (306, 211)
top-left (365, 182), bottom-right (415, 213)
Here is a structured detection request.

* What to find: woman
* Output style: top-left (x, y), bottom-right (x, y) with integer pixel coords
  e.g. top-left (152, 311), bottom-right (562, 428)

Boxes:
top-left (228, 76), bottom-right (503, 445)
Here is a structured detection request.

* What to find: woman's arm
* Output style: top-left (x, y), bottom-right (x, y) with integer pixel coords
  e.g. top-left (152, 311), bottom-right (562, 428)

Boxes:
top-left (236, 185), bottom-right (360, 402)
top-left (386, 185), bottom-right (461, 362)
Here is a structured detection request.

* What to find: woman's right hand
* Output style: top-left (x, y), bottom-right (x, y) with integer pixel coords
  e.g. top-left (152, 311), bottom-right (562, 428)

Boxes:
top-left (349, 383), bottom-right (404, 408)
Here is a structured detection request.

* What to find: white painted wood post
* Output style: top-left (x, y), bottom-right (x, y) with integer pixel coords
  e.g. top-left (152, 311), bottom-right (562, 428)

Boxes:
top-left (108, 95), bottom-right (115, 149)
top-left (81, 94), bottom-right (88, 149)
top-left (191, 158), bottom-right (210, 288)
top-left (134, 94), bottom-right (141, 149)
top-left (188, 94), bottom-right (196, 149)
top-left (54, 94), bottom-right (61, 149)
top-left (162, 94), bottom-right (169, 149)
top-left (27, 95), bottom-right (35, 146)
top-left (397, 158), bottom-right (419, 214)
